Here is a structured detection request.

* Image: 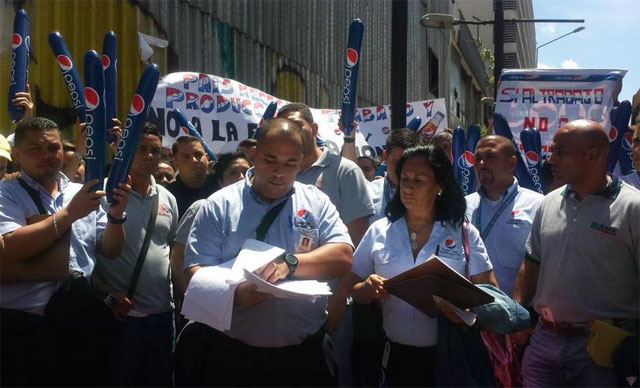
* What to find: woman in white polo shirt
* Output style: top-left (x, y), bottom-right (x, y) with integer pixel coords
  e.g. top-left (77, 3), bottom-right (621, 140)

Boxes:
top-left (350, 144), bottom-right (497, 387)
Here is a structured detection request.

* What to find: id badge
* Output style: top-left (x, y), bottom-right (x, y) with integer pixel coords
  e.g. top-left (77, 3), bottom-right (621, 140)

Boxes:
top-left (297, 233), bottom-right (314, 253)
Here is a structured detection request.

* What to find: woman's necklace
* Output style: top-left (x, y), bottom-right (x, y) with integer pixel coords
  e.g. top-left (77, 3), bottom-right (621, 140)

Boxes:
top-left (406, 217), bottom-right (431, 250)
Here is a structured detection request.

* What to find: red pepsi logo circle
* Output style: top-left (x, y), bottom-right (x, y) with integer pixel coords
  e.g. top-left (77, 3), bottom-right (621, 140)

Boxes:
top-left (84, 87), bottom-right (100, 111)
top-left (334, 128), bottom-right (343, 135)
top-left (56, 55), bottom-right (73, 72)
top-left (608, 126), bottom-right (618, 142)
top-left (129, 94), bottom-right (145, 116)
top-left (445, 239), bottom-right (456, 249)
top-left (297, 209), bottom-right (308, 219)
top-left (346, 48), bottom-right (359, 67)
top-left (457, 151), bottom-right (475, 169)
top-left (381, 126), bottom-right (391, 135)
top-left (101, 55), bottom-right (110, 70)
top-left (12, 33), bottom-right (22, 49)
top-left (525, 151), bottom-right (539, 167)
top-left (621, 132), bottom-right (633, 151)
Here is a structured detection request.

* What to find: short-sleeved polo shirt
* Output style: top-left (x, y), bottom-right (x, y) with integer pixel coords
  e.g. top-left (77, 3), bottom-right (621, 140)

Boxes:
top-left (526, 177), bottom-right (640, 323)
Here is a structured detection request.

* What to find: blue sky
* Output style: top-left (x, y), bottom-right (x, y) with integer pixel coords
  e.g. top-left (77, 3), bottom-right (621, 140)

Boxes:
top-left (533, 0), bottom-right (639, 103)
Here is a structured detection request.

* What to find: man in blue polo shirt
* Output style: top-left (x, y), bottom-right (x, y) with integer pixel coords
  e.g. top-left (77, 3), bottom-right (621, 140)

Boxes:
top-left (183, 118), bottom-right (353, 387)
top-left (466, 135), bottom-right (543, 296)
top-left (0, 117), bottom-right (130, 386)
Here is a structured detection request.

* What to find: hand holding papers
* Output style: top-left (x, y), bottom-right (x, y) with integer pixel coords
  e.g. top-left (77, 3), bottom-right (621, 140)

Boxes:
top-left (182, 239), bottom-right (332, 331)
top-left (383, 255), bottom-right (494, 318)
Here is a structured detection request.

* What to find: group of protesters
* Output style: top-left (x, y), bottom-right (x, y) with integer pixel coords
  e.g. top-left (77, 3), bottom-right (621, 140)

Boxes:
top-left (0, 85), bottom-right (639, 388)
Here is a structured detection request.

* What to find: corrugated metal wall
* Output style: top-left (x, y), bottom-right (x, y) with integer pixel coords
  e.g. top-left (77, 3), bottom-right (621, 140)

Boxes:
top-left (137, 0), bottom-right (455, 110)
top-left (1, 0), bottom-right (167, 135)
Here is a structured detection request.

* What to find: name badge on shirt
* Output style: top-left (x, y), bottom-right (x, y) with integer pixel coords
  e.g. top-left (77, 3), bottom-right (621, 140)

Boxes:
top-left (297, 233), bottom-right (315, 253)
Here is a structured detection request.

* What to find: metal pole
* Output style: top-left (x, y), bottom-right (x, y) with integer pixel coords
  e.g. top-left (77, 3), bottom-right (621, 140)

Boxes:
top-left (493, 0), bottom-right (503, 99)
top-left (391, 0), bottom-right (408, 130)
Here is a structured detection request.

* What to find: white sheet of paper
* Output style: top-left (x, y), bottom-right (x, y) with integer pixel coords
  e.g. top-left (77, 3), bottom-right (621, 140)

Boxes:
top-left (182, 239), bottom-right (292, 331)
top-left (432, 295), bottom-right (478, 326)
top-left (227, 239), bottom-right (286, 284)
top-left (243, 269), bottom-right (332, 300)
top-left (182, 264), bottom-right (239, 331)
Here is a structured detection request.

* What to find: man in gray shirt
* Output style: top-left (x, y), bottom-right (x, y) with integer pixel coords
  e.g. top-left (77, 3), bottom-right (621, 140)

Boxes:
top-left (515, 119), bottom-right (640, 387)
top-left (94, 123), bottom-right (179, 387)
top-left (278, 103), bottom-right (374, 386)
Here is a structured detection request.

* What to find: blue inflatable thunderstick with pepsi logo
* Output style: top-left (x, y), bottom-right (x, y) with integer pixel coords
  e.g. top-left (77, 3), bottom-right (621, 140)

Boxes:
top-left (8, 8), bottom-right (30, 122)
top-left (49, 31), bottom-right (86, 123)
top-left (340, 19), bottom-right (364, 136)
top-left (106, 64), bottom-right (160, 204)
top-left (83, 50), bottom-right (107, 192)
top-left (174, 109), bottom-right (217, 161)
top-left (102, 31), bottom-right (118, 144)
top-left (520, 128), bottom-right (545, 194)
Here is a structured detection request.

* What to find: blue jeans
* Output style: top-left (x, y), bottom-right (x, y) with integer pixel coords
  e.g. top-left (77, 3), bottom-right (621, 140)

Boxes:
top-left (110, 310), bottom-right (175, 387)
top-left (522, 321), bottom-right (617, 387)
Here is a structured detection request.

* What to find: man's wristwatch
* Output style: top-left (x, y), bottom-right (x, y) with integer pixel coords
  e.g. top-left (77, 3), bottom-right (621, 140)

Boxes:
top-left (107, 212), bottom-right (127, 224)
top-left (343, 135), bottom-right (355, 143)
top-left (283, 253), bottom-right (298, 279)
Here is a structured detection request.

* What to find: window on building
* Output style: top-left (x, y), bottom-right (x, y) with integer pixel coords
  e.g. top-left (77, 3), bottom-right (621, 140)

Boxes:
top-left (428, 48), bottom-right (439, 97)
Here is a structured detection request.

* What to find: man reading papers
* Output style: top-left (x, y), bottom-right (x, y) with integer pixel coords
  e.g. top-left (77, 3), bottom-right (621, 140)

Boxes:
top-left (182, 118), bottom-right (353, 387)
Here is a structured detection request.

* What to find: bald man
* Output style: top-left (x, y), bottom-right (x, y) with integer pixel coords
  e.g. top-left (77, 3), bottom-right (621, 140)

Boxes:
top-left (465, 135), bottom-right (543, 296)
top-left (514, 119), bottom-right (640, 387)
top-left (180, 118), bottom-right (353, 387)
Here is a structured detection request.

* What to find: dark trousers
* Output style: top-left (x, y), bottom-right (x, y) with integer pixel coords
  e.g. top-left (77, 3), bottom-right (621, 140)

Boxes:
top-left (1, 308), bottom-right (57, 387)
top-left (175, 321), bottom-right (335, 387)
top-left (385, 341), bottom-right (436, 387)
top-left (108, 311), bottom-right (175, 387)
top-left (352, 303), bottom-right (386, 387)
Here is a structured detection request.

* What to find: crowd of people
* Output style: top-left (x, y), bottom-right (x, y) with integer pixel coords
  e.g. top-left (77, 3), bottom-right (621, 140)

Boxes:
top-left (0, 90), bottom-right (639, 388)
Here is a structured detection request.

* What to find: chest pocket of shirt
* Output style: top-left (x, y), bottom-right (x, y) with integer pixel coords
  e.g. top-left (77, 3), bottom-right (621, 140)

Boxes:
top-left (374, 249), bottom-right (402, 266)
top-left (438, 249), bottom-right (466, 275)
top-left (292, 226), bottom-right (319, 253)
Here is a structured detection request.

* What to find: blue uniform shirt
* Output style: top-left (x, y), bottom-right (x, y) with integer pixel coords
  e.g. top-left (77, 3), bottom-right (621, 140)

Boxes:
top-left (368, 177), bottom-right (395, 225)
top-left (465, 179), bottom-right (543, 296)
top-left (0, 172), bottom-right (107, 313)
top-left (185, 167), bottom-right (353, 347)
top-left (352, 216), bottom-right (492, 347)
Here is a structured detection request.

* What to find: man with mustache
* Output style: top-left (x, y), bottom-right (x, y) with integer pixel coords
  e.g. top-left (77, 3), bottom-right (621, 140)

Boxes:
top-left (465, 135), bottom-right (543, 296)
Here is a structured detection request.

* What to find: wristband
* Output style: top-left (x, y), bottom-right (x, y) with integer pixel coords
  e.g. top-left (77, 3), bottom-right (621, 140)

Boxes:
top-left (343, 136), bottom-right (355, 143)
top-left (52, 213), bottom-right (62, 239)
top-left (107, 211), bottom-right (127, 224)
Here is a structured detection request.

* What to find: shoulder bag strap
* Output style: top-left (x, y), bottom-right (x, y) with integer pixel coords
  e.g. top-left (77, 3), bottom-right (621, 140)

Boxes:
top-left (462, 220), bottom-right (471, 280)
top-left (126, 192), bottom-right (159, 300)
top-left (255, 197), bottom-right (289, 242)
top-left (18, 177), bottom-right (48, 215)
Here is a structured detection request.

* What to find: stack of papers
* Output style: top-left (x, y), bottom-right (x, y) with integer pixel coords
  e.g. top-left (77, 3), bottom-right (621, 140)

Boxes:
top-left (181, 239), bottom-right (332, 331)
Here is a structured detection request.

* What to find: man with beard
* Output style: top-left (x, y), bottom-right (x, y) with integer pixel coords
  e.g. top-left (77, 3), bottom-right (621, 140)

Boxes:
top-left (465, 135), bottom-right (543, 296)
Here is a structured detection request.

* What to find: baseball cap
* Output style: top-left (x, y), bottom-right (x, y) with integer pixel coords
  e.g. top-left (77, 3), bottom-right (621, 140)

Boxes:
top-left (0, 134), bottom-right (12, 161)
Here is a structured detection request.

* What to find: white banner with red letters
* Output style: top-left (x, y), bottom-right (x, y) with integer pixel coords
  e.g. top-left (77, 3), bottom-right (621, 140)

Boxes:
top-left (495, 69), bottom-right (626, 155)
top-left (147, 72), bottom-right (448, 157)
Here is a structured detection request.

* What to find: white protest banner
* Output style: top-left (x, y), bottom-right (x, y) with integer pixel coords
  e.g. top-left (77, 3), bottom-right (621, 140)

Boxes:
top-left (495, 69), bottom-right (626, 155)
top-left (147, 72), bottom-right (448, 157)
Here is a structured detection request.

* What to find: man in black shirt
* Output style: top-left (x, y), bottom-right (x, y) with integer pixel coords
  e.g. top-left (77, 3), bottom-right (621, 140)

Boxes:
top-left (166, 136), bottom-right (218, 218)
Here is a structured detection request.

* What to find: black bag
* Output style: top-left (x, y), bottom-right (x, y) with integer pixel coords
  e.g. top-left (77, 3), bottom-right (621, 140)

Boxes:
top-left (44, 270), bottom-right (119, 333)
top-left (45, 193), bottom-right (159, 332)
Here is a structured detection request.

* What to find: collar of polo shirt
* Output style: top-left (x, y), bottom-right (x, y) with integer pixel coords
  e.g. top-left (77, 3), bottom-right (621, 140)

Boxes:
top-left (561, 174), bottom-right (621, 200)
top-left (245, 167), bottom-right (296, 204)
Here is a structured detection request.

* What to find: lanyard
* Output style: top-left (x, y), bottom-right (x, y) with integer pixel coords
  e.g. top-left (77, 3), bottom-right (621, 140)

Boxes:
top-left (475, 188), bottom-right (518, 241)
